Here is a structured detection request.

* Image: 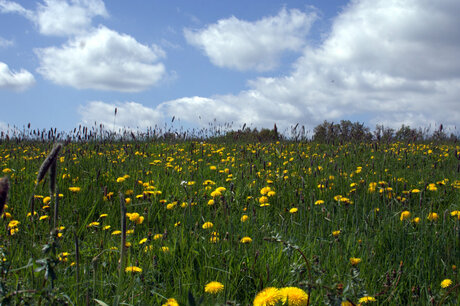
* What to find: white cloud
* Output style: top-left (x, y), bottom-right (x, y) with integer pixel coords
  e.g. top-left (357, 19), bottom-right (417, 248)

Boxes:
top-left (0, 0), bottom-right (107, 36)
top-left (167, 0), bottom-right (460, 131)
top-left (0, 37), bottom-right (13, 48)
top-left (0, 62), bottom-right (35, 91)
top-left (0, 0), bottom-right (34, 19)
top-left (184, 8), bottom-right (316, 71)
top-left (79, 101), bottom-right (163, 131)
top-left (36, 0), bottom-right (108, 36)
top-left (35, 26), bottom-right (166, 92)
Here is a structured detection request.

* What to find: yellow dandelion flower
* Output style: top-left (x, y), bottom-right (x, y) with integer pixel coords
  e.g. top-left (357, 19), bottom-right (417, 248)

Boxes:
top-left (350, 257), bottom-right (362, 265)
top-left (125, 266), bottom-right (142, 273)
top-left (332, 230), bottom-right (341, 237)
top-left (161, 246), bottom-right (170, 252)
top-left (202, 222), bottom-right (214, 229)
top-left (162, 298), bottom-right (179, 306)
top-left (87, 221), bottom-right (99, 227)
top-left (43, 196), bottom-right (51, 204)
top-left (111, 230), bottom-right (122, 235)
top-left (400, 211), bottom-right (411, 221)
top-left (153, 234), bottom-right (163, 240)
top-left (139, 238), bottom-right (148, 245)
top-left (358, 296), bottom-right (376, 303)
top-left (253, 287), bottom-right (282, 306)
top-left (279, 287), bottom-right (309, 306)
top-left (241, 215), bottom-right (249, 222)
top-left (441, 279), bottom-right (453, 288)
top-left (39, 215), bottom-right (49, 221)
top-left (289, 208), bottom-right (298, 214)
top-left (240, 237), bottom-right (252, 244)
top-left (314, 200), bottom-right (324, 205)
top-left (204, 281), bottom-right (224, 294)
top-left (208, 199), bottom-right (215, 206)
top-left (427, 212), bottom-right (439, 221)
top-left (68, 187), bottom-right (81, 192)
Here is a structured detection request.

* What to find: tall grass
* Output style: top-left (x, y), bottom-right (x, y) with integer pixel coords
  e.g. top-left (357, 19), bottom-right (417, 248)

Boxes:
top-left (0, 139), bottom-right (458, 304)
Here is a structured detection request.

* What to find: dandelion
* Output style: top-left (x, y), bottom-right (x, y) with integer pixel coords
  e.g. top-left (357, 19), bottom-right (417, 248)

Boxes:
top-left (332, 230), bottom-right (341, 237)
top-left (412, 217), bottom-right (421, 224)
top-left (87, 221), bottom-right (99, 227)
top-left (279, 287), bottom-right (309, 306)
top-left (161, 246), bottom-right (170, 252)
top-left (162, 298), bottom-right (179, 306)
top-left (39, 215), bottom-right (49, 221)
top-left (358, 296), bottom-right (376, 303)
top-left (153, 234), bottom-right (163, 240)
top-left (202, 222), bottom-right (214, 229)
top-left (139, 238), bottom-right (148, 245)
top-left (204, 281), bottom-right (224, 294)
top-left (350, 257), bottom-right (362, 265)
top-left (240, 237), bottom-right (252, 244)
top-left (208, 199), bottom-right (215, 206)
top-left (68, 187), bottom-right (81, 193)
top-left (253, 287), bottom-right (282, 306)
top-left (111, 230), bottom-right (122, 235)
top-left (441, 279), bottom-right (452, 288)
top-left (241, 215), bottom-right (249, 222)
top-left (125, 266), bottom-right (142, 273)
top-left (314, 200), bottom-right (324, 205)
top-left (427, 212), bottom-right (439, 221)
top-left (289, 208), bottom-right (298, 214)
top-left (102, 225), bottom-right (111, 230)
top-left (43, 196), bottom-right (51, 204)
top-left (400, 211), bottom-right (411, 221)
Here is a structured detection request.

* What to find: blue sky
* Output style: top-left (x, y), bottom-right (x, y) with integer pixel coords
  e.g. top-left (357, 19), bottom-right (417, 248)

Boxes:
top-left (1, 0), bottom-right (459, 135)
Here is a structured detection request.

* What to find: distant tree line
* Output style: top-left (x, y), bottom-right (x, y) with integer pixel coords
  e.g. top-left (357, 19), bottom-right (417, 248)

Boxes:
top-left (312, 120), bottom-right (457, 143)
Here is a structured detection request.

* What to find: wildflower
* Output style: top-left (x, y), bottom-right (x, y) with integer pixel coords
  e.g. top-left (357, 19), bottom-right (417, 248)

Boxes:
top-left (400, 211), bottom-right (411, 221)
top-left (99, 213), bottom-right (108, 218)
top-left (259, 196), bottom-right (269, 204)
top-left (289, 208), bottom-right (298, 214)
top-left (241, 215), bottom-right (249, 222)
top-left (358, 296), bottom-right (376, 303)
top-left (427, 212), bottom-right (439, 221)
top-left (39, 215), bottom-right (49, 221)
top-left (87, 222), bottom-right (99, 227)
top-left (125, 266), bottom-right (142, 273)
top-left (240, 237), bottom-right (252, 244)
top-left (451, 210), bottom-right (460, 220)
top-left (350, 257), bottom-right (362, 265)
top-left (68, 187), bottom-right (81, 192)
top-left (116, 177), bottom-right (125, 183)
top-left (260, 186), bottom-right (272, 195)
top-left (103, 225), bottom-right (111, 230)
top-left (427, 183), bottom-right (437, 191)
top-left (161, 246), bottom-right (170, 252)
top-left (43, 196), bottom-right (51, 204)
top-left (253, 287), bottom-right (282, 306)
top-left (204, 281), bottom-right (224, 294)
top-left (332, 230), bottom-right (341, 237)
top-left (208, 199), bottom-right (215, 206)
top-left (279, 287), bottom-right (309, 305)
top-left (8, 220), bottom-right (20, 229)
top-left (441, 279), bottom-right (452, 288)
top-left (411, 189), bottom-right (420, 194)
top-left (412, 217), bottom-right (421, 224)
top-left (314, 200), bottom-right (324, 205)
top-left (162, 298), bottom-right (179, 306)
top-left (139, 238), bottom-right (148, 245)
top-left (153, 234), bottom-right (163, 240)
top-left (202, 222), bottom-right (213, 229)
top-left (111, 230), bottom-right (122, 235)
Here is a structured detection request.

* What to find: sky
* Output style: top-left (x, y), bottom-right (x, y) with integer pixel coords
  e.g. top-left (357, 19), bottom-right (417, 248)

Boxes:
top-left (1, 0), bottom-right (459, 136)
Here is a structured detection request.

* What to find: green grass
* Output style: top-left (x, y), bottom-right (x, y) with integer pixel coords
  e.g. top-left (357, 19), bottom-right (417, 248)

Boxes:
top-left (0, 140), bottom-right (459, 305)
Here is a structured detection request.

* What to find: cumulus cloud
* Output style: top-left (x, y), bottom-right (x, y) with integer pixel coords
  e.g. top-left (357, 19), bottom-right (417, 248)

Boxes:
top-left (0, 62), bottom-right (35, 91)
top-left (184, 8), bottom-right (316, 71)
top-left (79, 101), bottom-right (164, 131)
top-left (168, 0), bottom-right (460, 131)
top-left (0, 0), bottom-right (107, 36)
top-left (35, 26), bottom-right (166, 92)
top-left (35, 0), bottom-right (108, 36)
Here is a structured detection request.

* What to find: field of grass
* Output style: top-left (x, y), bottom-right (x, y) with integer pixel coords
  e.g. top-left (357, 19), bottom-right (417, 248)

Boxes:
top-left (0, 139), bottom-right (459, 305)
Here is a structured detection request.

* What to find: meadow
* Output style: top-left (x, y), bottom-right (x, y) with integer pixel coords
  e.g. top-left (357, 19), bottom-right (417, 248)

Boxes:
top-left (0, 138), bottom-right (459, 305)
